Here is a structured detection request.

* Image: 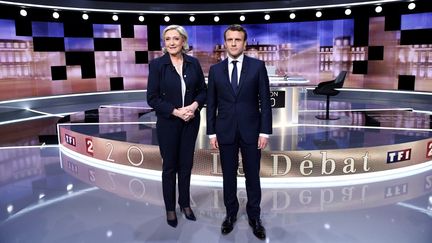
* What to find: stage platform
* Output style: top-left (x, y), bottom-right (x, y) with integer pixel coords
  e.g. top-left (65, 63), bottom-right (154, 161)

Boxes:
top-left (0, 88), bottom-right (432, 243)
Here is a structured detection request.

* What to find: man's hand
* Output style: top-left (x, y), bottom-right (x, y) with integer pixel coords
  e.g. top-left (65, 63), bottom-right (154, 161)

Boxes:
top-left (210, 137), bottom-right (219, 149)
top-left (258, 136), bottom-right (268, 150)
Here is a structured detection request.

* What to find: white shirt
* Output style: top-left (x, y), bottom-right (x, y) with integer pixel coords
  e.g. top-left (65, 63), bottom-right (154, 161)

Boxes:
top-left (174, 63), bottom-right (186, 107)
top-left (227, 54), bottom-right (244, 86)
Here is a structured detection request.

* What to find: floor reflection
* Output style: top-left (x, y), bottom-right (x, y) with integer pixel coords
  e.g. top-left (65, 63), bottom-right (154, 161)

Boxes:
top-left (1, 147), bottom-right (431, 242)
top-left (1, 91), bottom-right (432, 242)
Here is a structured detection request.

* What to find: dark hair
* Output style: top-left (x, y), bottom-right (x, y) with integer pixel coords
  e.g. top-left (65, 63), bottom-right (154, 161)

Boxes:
top-left (224, 24), bottom-right (248, 41)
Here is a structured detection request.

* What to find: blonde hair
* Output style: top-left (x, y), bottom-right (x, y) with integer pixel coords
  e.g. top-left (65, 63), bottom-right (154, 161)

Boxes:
top-left (162, 25), bottom-right (189, 53)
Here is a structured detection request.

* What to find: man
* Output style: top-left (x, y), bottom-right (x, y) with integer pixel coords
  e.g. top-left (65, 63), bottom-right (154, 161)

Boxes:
top-left (206, 24), bottom-right (272, 240)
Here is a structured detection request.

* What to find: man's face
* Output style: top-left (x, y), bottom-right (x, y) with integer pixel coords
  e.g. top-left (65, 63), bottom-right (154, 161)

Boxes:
top-left (224, 30), bottom-right (246, 59)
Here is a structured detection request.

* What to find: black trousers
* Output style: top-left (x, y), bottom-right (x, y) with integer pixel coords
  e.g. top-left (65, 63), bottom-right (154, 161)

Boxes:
top-left (219, 134), bottom-right (262, 220)
top-left (156, 116), bottom-right (200, 211)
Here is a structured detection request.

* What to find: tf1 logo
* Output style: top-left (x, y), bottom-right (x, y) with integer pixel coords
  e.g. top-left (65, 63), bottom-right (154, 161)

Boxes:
top-left (64, 134), bottom-right (76, 146)
top-left (387, 149), bottom-right (411, 163)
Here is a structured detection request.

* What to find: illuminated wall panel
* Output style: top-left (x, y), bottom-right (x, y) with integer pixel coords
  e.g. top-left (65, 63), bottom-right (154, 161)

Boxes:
top-left (0, 10), bottom-right (431, 101)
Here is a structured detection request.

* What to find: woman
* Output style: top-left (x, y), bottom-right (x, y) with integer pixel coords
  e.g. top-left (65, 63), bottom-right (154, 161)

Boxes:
top-left (147, 25), bottom-right (206, 228)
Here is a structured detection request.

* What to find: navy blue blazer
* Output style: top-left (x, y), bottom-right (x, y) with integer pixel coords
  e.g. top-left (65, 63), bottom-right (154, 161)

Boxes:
top-left (147, 53), bottom-right (207, 119)
top-left (206, 55), bottom-right (272, 144)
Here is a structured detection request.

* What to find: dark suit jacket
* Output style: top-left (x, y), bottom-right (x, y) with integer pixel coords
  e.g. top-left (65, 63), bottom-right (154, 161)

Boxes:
top-left (206, 55), bottom-right (272, 144)
top-left (147, 53), bottom-right (207, 119)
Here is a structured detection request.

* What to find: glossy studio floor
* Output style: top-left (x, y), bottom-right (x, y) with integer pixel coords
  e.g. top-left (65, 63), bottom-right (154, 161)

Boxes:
top-left (1, 88), bottom-right (432, 243)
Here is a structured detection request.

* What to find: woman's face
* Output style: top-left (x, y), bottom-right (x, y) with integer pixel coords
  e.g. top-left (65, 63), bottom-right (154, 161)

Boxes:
top-left (164, 29), bottom-right (184, 56)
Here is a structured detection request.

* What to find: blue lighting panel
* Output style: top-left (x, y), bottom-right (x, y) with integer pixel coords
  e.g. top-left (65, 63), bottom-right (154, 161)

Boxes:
top-left (32, 21), bottom-right (64, 37)
top-left (64, 38), bottom-right (94, 51)
top-left (401, 13), bottom-right (432, 30)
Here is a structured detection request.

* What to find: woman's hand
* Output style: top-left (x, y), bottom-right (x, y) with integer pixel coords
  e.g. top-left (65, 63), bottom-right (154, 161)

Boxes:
top-left (173, 107), bottom-right (195, 122)
top-left (176, 102), bottom-right (199, 122)
top-left (184, 101), bottom-right (199, 114)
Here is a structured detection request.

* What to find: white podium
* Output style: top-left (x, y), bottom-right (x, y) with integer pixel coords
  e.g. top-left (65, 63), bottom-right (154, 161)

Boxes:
top-left (269, 76), bottom-right (309, 125)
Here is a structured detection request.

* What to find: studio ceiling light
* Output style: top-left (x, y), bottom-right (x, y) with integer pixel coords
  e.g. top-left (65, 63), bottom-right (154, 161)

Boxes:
top-left (52, 11), bottom-right (59, 19)
top-left (20, 9), bottom-right (27, 16)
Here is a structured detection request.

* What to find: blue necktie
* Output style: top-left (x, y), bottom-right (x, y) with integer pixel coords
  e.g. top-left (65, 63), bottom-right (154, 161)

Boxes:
top-left (231, 60), bottom-right (238, 92)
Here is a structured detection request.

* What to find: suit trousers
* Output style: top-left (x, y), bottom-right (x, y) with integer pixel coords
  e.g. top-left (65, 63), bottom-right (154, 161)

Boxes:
top-left (219, 133), bottom-right (262, 220)
top-left (156, 116), bottom-right (199, 211)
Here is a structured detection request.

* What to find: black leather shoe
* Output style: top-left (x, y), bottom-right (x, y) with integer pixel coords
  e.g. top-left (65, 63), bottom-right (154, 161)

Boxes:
top-left (221, 216), bottom-right (237, 235)
top-left (180, 207), bottom-right (196, 221)
top-left (166, 211), bottom-right (178, 228)
top-left (248, 219), bottom-right (266, 240)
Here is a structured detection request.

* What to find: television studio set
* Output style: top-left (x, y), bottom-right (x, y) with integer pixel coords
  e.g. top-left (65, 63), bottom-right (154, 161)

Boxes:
top-left (0, 0), bottom-right (431, 242)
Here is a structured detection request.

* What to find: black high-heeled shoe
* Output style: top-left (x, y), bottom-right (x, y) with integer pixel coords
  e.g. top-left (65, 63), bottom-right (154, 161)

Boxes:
top-left (180, 207), bottom-right (196, 221)
top-left (166, 211), bottom-right (178, 227)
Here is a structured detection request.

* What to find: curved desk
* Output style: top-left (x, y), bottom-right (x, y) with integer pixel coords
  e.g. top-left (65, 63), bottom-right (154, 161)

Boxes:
top-left (58, 102), bottom-right (432, 188)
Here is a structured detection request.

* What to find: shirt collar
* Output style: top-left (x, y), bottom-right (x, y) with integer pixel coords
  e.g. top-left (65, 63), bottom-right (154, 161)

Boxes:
top-left (228, 54), bottom-right (244, 64)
